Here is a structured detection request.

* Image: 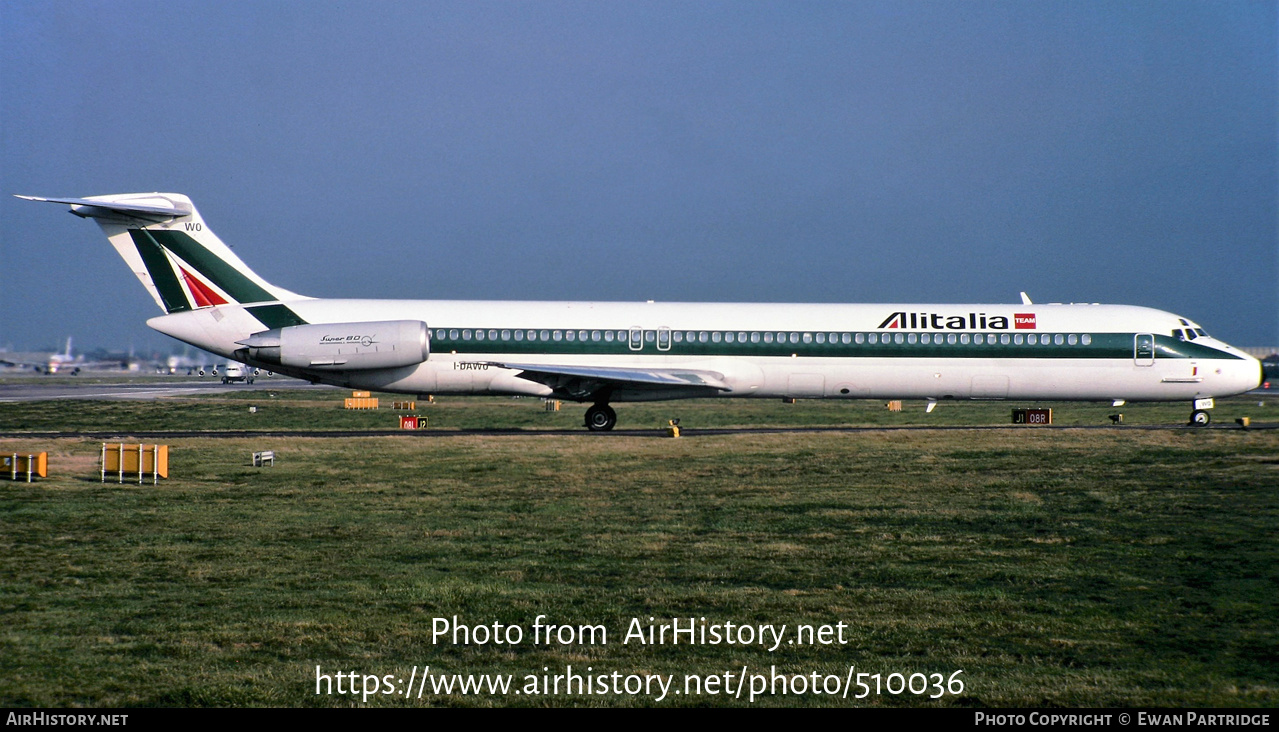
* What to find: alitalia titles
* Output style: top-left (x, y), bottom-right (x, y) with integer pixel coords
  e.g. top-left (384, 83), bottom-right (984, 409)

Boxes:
top-left (878, 311), bottom-right (1037, 330)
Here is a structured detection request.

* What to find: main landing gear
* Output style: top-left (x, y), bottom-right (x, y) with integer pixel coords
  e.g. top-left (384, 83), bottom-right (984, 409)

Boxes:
top-left (585, 403), bottom-right (617, 432)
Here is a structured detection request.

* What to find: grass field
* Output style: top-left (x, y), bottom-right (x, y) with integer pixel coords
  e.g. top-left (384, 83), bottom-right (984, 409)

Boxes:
top-left (0, 389), bottom-right (1276, 706)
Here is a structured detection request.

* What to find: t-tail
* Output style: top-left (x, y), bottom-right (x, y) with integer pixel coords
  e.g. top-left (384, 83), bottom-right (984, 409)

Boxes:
top-left (16, 193), bottom-right (306, 313)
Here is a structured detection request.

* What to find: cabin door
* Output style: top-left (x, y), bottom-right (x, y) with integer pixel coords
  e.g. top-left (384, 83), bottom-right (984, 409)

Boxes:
top-left (1134, 334), bottom-right (1155, 367)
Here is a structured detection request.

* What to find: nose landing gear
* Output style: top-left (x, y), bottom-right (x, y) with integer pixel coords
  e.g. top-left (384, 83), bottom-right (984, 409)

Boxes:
top-left (1188, 398), bottom-right (1214, 427)
top-left (585, 403), bottom-right (617, 431)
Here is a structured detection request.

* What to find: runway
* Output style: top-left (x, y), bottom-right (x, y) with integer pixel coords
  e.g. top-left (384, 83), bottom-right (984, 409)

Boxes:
top-left (0, 377), bottom-right (333, 403)
top-left (1, 377), bottom-right (1272, 436)
top-left (1, 422), bottom-right (1273, 441)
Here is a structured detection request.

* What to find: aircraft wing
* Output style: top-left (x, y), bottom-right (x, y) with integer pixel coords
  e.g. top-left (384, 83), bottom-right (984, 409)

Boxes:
top-left (483, 361), bottom-right (732, 400)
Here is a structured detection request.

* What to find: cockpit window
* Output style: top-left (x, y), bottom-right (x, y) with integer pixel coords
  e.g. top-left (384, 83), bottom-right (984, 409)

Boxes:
top-left (1194, 328), bottom-right (1207, 337)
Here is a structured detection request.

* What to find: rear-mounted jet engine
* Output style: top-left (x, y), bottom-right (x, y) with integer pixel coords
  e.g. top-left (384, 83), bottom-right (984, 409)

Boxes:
top-left (238, 320), bottom-right (429, 371)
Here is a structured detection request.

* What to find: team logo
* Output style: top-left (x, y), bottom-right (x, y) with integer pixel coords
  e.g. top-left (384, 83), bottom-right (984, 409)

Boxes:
top-left (1014, 313), bottom-right (1037, 329)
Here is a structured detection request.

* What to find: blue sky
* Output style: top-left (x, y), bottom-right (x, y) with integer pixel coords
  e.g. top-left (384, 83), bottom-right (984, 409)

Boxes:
top-left (2, 1), bottom-right (1275, 352)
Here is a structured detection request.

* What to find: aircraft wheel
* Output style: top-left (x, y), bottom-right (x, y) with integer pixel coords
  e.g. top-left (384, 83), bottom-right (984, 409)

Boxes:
top-left (585, 404), bottom-right (617, 431)
top-left (1189, 410), bottom-right (1210, 427)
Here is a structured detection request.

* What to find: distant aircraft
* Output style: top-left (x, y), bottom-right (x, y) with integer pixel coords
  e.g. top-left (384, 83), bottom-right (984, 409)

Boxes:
top-left (0, 336), bottom-right (121, 374)
top-left (19, 193), bottom-right (1263, 428)
top-left (45, 337), bottom-right (78, 374)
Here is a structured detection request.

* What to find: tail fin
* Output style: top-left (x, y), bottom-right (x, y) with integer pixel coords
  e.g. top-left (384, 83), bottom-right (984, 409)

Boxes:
top-left (17, 193), bottom-right (306, 314)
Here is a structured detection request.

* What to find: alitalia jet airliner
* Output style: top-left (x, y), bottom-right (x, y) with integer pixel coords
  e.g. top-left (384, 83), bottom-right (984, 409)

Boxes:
top-left (20, 193), bottom-right (1262, 430)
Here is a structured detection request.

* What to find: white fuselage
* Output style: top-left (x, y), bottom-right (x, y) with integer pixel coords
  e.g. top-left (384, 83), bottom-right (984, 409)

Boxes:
top-left (147, 298), bottom-right (1263, 404)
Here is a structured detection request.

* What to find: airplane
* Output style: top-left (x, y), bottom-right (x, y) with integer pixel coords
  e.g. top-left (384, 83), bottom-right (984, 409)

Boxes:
top-left (0, 336), bottom-right (125, 374)
top-left (0, 339), bottom-right (79, 374)
top-left (18, 192), bottom-right (1263, 429)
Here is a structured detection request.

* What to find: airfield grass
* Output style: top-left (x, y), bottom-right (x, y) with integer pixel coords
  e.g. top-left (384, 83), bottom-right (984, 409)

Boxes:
top-left (0, 393), bottom-right (1276, 706)
top-left (0, 381), bottom-right (1272, 432)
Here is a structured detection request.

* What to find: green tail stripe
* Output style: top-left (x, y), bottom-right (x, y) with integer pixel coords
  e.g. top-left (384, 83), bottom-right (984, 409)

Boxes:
top-left (145, 230), bottom-right (275, 304)
top-left (246, 304), bottom-right (308, 328)
top-left (129, 230), bottom-right (191, 313)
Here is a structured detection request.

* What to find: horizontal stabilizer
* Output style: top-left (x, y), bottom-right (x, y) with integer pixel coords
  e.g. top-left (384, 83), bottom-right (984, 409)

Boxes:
top-left (16, 194), bottom-right (193, 222)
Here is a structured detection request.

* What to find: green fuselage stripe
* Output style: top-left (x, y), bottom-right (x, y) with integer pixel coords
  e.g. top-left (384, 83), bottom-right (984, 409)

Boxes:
top-left (426, 330), bottom-right (1238, 360)
top-left (246, 304), bottom-right (309, 329)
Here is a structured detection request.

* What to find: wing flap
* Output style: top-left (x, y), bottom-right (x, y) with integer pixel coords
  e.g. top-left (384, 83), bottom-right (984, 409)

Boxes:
top-left (484, 361), bottom-right (732, 399)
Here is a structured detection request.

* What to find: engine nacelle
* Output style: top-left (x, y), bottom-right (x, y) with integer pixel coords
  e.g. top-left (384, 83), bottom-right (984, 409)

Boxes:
top-left (237, 320), bottom-right (430, 371)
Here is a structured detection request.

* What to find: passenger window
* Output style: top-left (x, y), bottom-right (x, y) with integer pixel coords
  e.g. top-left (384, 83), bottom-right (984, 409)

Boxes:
top-left (553, 330), bottom-right (562, 341)
top-left (564, 330), bottom-right (574, 341)
top-left (947, 333), bottom-right (957, 345)
top-left (1068, 334), bottom-right (1077, 346)
top-left (815, 333), bottom-right (825, 344)
top-left (842, 333), bottom-right (851, 344)
top-left (789, 333), bottom-right (799, 344)
top-left (725, 332), bottom-right (735, 343)
top-left (1054, 334), bottom-right (1064, 345)
top-left (751, 332), bottom-right (761, 343)
top-left (764, 333), bottom-right (774, 343)
top-left (854, 333), bottom-right (864, 344)
top-left (501, 330), bottom-right (510, 341)
top-left (869, 333), bottom-right (878, 344)
top-left (514, 330), bottom-right (524, 341)
top-left (1027, 334), bottom-right (1036, 345)
top-left (1082, 334), bottom-right (1091, 345)
top-left (1000, 334), bottom-right (1010, 345)
top-left (603, 331), bottom-right (613, 342)
top-left (591, 330), bottom-right (601, 341)
top-left (907, 333), bottom-right (917, 344)
top-left (711, 332), bottom-right (722, 343)
top-left (645, 331), bottom-right (655, 343)
top-left (673, 331), bottom-right (683, 343)
top-left (973, 334), bottom-right (983, 345)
